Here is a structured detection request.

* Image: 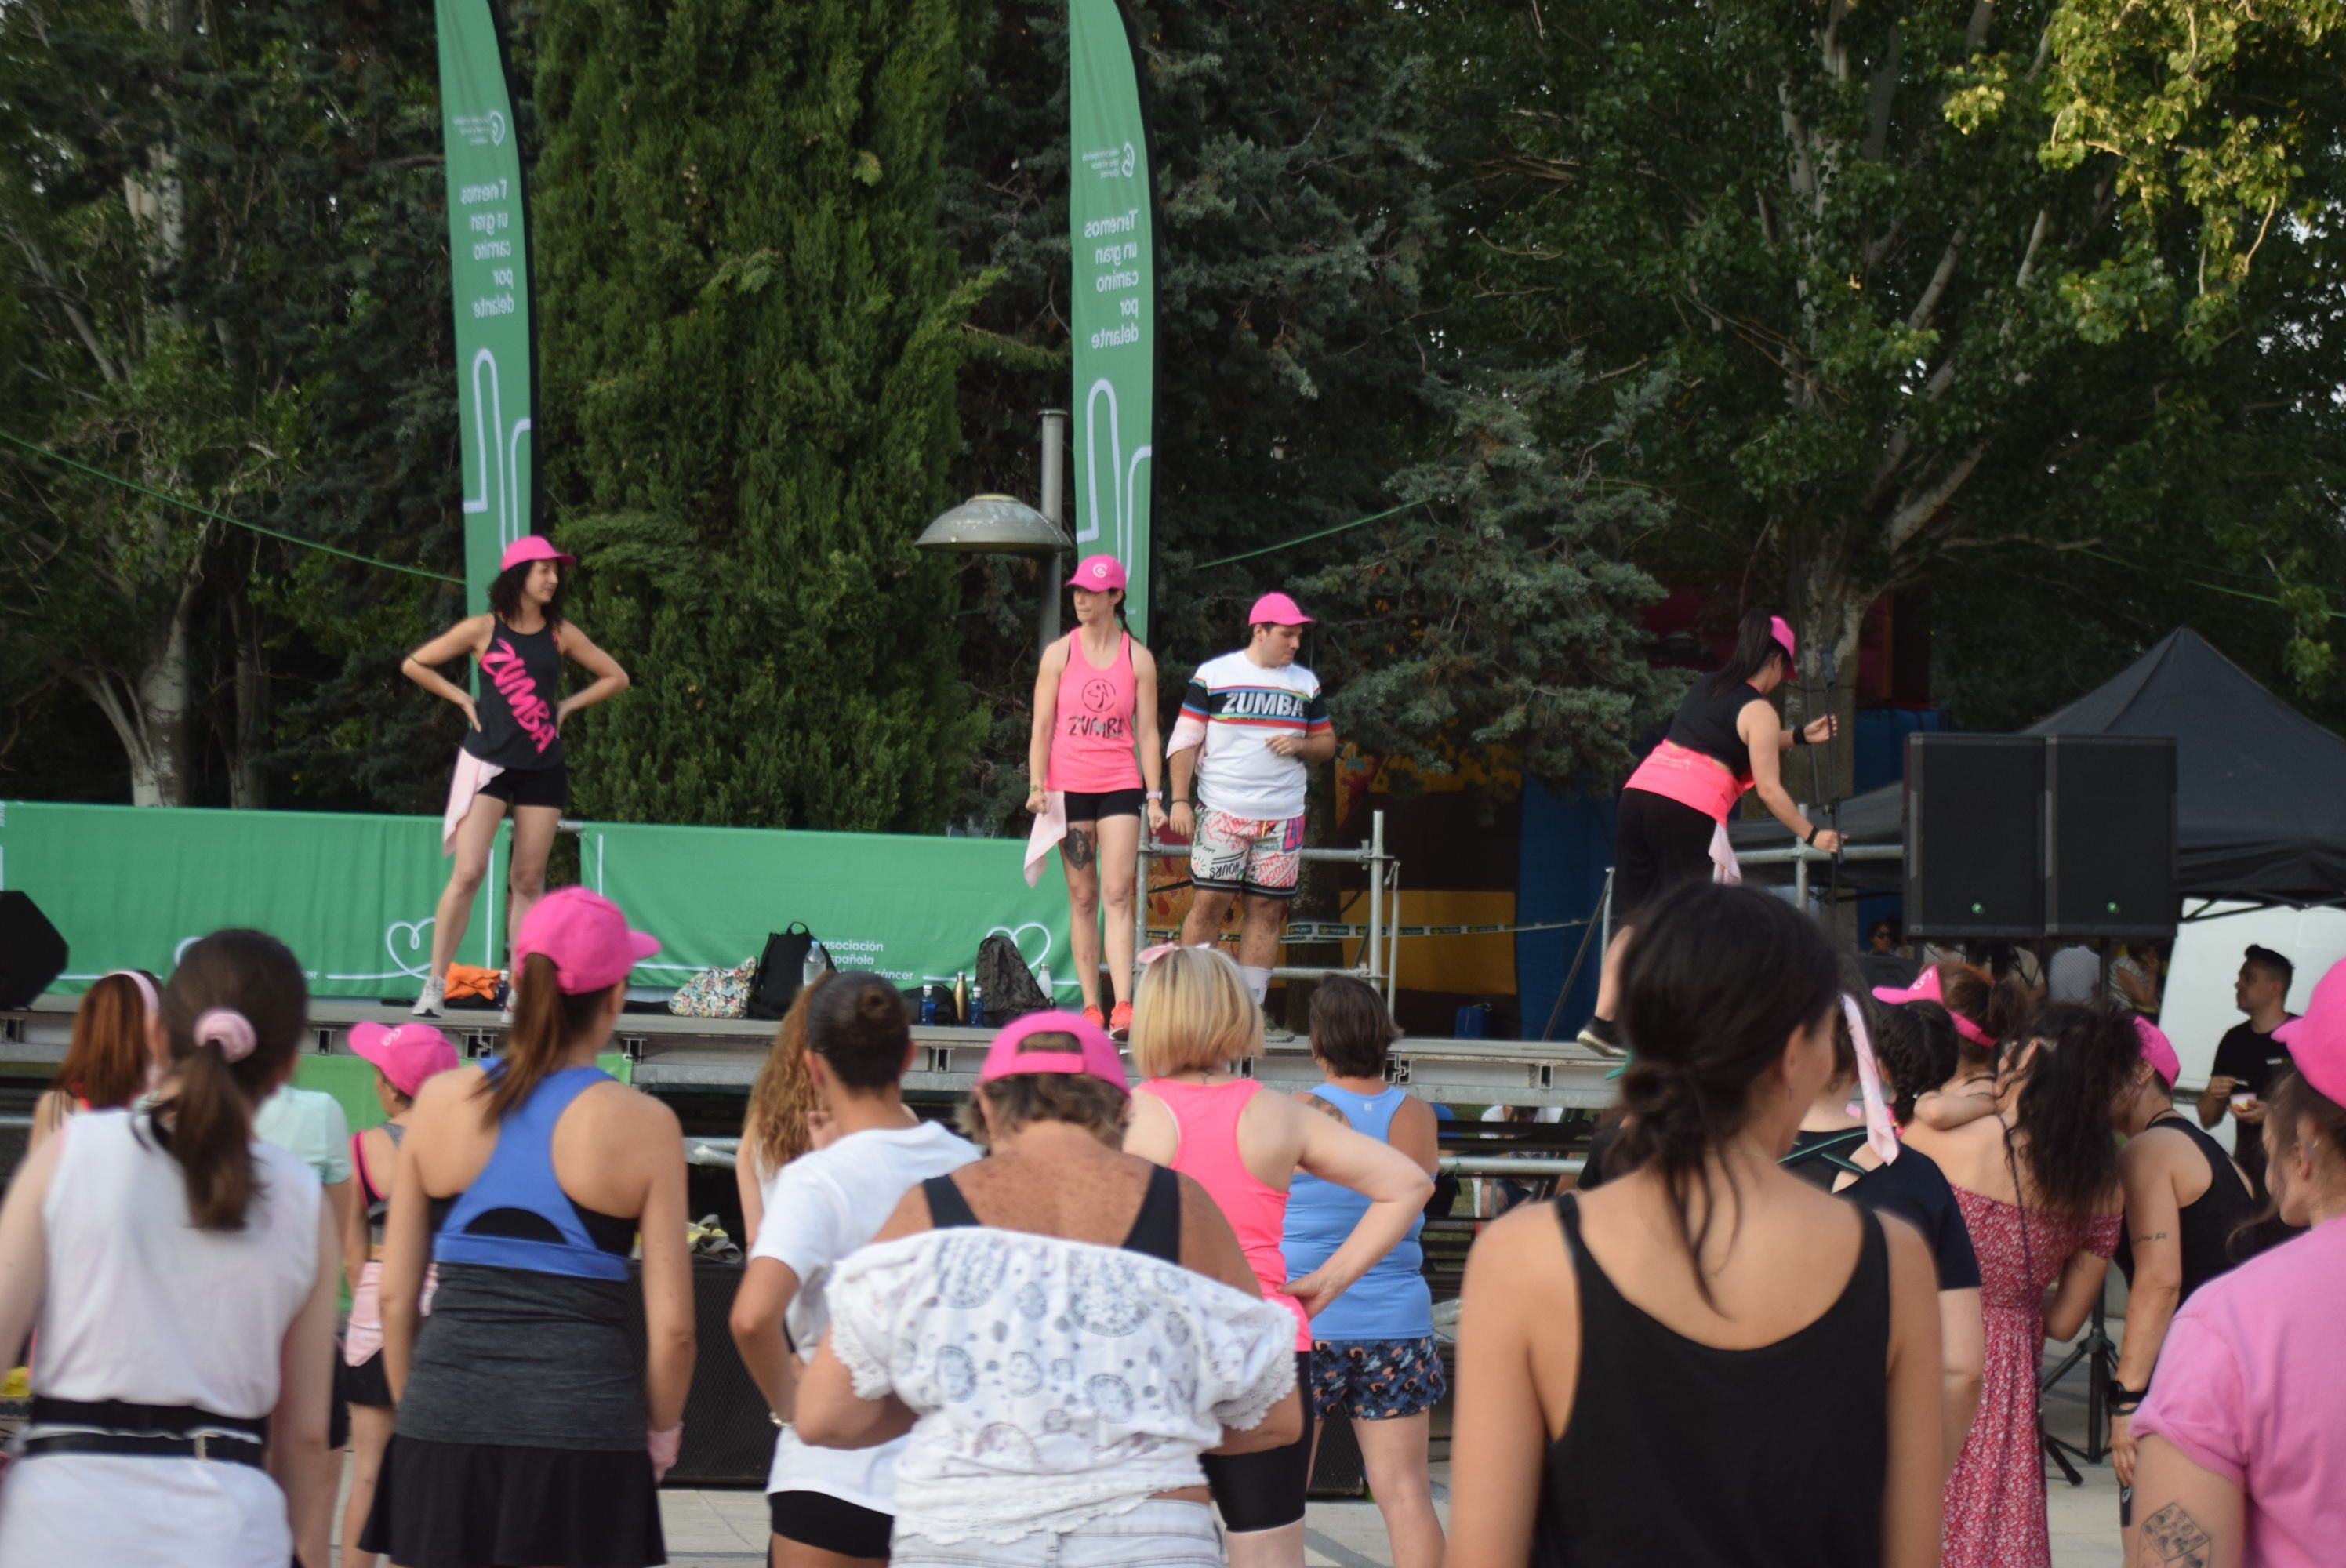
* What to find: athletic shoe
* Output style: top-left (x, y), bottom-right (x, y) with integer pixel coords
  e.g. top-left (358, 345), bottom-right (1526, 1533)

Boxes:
top-left (1575, 1015), bottom-right (1625, 1058)
top-left (1262, 1007), bottom-right (1295, 1044)
top-left (411, 977), bottom-right (445, 1018)
top-left (1109, 1001), bottom-right (1134, 1040)
top-left (1083, 1005), bottom-right (1108, 1031)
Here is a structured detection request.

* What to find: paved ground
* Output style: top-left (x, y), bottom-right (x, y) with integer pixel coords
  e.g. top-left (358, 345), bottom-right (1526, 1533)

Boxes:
top-left (653, 1335), bottom-right (2127, 1566)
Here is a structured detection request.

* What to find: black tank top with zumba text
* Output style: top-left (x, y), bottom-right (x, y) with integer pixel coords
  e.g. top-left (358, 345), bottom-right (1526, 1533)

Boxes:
top-left (463, 617), bottom-right (565, 771)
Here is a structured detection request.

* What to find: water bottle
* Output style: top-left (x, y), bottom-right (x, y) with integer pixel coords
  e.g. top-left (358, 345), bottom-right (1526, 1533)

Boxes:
top-left (802, 939), bottom-right (830, 987)
top-left (968, 982), bottom-right (986, 1030)
top-left (1036, 964), bottom-right (1054, 1003)
top-left (920, 988), bottom-right (939, 1025)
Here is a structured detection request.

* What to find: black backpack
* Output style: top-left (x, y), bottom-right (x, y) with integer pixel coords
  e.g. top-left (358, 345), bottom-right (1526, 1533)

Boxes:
top-left (747, 924), bottom-right (826, 1020)
top-left (975, 932), bottom-right (1052, 1022)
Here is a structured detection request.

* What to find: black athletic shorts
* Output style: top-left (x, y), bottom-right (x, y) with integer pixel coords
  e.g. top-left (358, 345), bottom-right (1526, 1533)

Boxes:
top-left (1198, 1350), bottom-right (1315, 1532)
top-left (479, 760), bottom-right (568, 811)
top-left (1063, 786), bottom-right (1145, 822)
top-left (769, 1490), bottom-right (893, 1559)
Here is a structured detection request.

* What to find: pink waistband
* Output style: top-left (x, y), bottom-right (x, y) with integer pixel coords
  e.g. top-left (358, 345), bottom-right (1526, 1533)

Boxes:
top-left (1624, 740), bottom-right (1748, 822)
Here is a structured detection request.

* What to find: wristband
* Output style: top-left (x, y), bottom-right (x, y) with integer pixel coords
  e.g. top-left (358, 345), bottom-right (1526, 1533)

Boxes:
top-left (1793, 727), bottom-right (1811, 746)
top-left (1145, 791), bottom-right (1163, 801)
top-left (1803, 824), bottom-right (1819, 846)
top-left (648, 1421), bottom-right (684, 1472)
top-left (2109, 1383), bottom-right (2144, 1414)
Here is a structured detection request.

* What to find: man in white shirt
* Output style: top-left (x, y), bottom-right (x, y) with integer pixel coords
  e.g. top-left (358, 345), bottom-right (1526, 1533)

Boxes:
top-left (1166, 592), bottom-right (1338, 1006)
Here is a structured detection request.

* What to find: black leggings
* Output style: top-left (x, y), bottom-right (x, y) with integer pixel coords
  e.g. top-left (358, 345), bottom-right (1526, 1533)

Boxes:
top-left (1614, 786), bottom-right (1720, 923)
top-left (1199, 1351), bottom-right (1316, 1532)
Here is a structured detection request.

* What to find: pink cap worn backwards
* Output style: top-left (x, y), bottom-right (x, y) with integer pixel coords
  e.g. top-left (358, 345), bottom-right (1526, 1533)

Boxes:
top-left (512, 887), bottom-right (659, 995)
top-left (2272, 956), bottom-right (2346, 1105)
top-left (1770, 615), bottom-right (1797, 665)
top-left (349, 1021), bottom-right (462, 1098)
top-left (1066, 554), bottom-right (1128, 591)
top-left (1248, 591), bottom-right (1313, 627)
top-left (500, 535), bottom-right (576, 572)
top-left (2133, 1016), bottom-right (2181, 1091)
top-left (1872, 964), bottom-right (1996, 1049)
top-left (978, 1009), bottom-right (1130, 1094)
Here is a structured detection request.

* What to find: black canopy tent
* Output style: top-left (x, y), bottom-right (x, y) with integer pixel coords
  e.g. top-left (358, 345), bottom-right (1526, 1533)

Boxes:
top-left (1730, 628), bottom-right (2346, 909)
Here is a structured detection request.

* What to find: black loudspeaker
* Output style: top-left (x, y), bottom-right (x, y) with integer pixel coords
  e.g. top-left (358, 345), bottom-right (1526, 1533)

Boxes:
top-left (630, 1258), bottom-right (776, 1487)
top-left (0, 892), bottom-right (68, 1010)
top-left (2045, 736), bottom-right (2177, 937)
top-left (1904, 735), bottom-right (2044, 939)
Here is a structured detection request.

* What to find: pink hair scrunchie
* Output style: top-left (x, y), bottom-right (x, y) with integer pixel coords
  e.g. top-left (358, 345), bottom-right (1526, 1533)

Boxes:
top-left (192, 1007), bottom-right (258, 1064)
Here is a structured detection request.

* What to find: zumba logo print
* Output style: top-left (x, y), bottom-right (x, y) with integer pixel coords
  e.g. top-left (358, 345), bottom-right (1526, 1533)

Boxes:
top-left (1082, 678), bottom-right (1116, 713)
top-left (1215, 688), bottom-right (1306, 720)
top-left (481, 636), bottom-right (559, 754)
top-left (1065, 674), bottom-right (1127, 742)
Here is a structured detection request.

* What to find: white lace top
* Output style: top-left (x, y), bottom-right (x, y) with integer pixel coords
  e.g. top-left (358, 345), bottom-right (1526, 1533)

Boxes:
top-left (823, 1225), bottom-right (1297, 1542)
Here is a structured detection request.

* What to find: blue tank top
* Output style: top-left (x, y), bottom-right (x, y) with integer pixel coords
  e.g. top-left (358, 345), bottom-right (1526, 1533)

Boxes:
top-left (432, 1064), bottom-right (633, 1282)
top-left (1280, 1084), bottom-right (1432, 1340)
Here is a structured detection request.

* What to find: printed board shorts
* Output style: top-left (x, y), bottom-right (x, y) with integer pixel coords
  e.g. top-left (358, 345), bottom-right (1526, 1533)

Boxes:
top-left (1191, 809), bottom-right (1306, 898)
top-left (1308, 1335), bottom-right (1448, 1421)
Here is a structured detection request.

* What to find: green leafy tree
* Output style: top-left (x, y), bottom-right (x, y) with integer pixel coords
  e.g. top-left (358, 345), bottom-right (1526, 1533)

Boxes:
top-left (532, 0), bottom-right (984, 830)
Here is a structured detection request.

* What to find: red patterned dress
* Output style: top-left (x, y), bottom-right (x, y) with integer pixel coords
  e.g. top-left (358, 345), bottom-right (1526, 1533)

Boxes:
top-left (1941, 1186), bottom-right (2122, 1568)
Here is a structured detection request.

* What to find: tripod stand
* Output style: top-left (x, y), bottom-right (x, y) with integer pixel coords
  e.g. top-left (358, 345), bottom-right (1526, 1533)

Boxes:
top-left (2039, 1290), bottom-right (2119, 1483)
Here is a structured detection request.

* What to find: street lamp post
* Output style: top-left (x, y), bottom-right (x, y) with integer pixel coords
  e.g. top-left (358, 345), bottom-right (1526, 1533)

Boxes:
top-left (914, 409), bottom-right (1074, 652)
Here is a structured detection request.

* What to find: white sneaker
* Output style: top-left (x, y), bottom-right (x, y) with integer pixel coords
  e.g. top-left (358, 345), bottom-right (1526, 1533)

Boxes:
top-left (411, 977), bottom-right (445, 1018)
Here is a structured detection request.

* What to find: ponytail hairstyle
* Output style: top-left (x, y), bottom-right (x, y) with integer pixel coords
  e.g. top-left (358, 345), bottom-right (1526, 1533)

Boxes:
top-left (1868, 1000), bottom-right (1959, 1124)
top-left (804, 971), bottom-right (913, 1093)
top-left (57, 970), bottom-right (160, 1111)
top-left (1707, 607), bottom-right (1795, 696)
top-left (1610, 881), bottom-right (1841, 1305)
top-left (157, 931), bottom-right (307, 1231)
top-left (741, 970), bottom-right (833, 1180)
top-left (2003, 1001), bottom-right (2132, 1215)
top-left (482, 953), bottom-right (612, 1122)
top-left (1937, 961), bottom-right (2036, 1069)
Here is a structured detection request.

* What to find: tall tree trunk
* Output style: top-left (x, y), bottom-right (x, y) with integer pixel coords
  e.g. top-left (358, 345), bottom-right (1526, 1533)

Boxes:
top-left (230, 607), bottom-right (268, 808)
top-left (1791, 552), bottom-right (1874, 943)
top-left (133, 589), bottom-right (195, 806)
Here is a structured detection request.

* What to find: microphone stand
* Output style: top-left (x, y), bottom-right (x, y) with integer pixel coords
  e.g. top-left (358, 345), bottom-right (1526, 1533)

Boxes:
top-left (1820, 647), bottom-right (1843, 924)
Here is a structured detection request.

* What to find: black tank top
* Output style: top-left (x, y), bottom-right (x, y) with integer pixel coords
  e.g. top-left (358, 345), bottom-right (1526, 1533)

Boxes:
top-left (1534, 1194), bottom-right (1889, 1568)
top-left (463, 616), bottom-right (565, 771)
top-left (923, 1163), bottom-right (1182, 1265)
top-left (1665, 677), bottom-right (1766, 780)
top-left (2115, 1114), bottom-right (2257, 1305)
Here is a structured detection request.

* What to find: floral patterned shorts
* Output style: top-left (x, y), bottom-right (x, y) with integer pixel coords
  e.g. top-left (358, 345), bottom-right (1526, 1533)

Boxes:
top-left (1308, 1335), bottom-right (1448, 1420)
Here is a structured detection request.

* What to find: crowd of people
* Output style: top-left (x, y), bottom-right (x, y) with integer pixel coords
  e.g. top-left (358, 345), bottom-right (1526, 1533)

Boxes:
top-left (3, 571), bottom-right (2342, 1568)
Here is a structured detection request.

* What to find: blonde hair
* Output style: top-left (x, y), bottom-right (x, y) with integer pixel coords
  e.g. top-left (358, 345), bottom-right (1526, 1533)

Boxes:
top-left (1129, 946), bottom-right (1262, 1077)
top-left (740, 971), bottom-right (831, 1182)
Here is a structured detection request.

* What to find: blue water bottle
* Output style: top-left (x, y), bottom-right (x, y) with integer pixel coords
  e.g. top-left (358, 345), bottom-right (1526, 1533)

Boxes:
top-left (920, 988), bottom-right (939, 1025)
top-left (968, 983), bottom-right (986, 1030)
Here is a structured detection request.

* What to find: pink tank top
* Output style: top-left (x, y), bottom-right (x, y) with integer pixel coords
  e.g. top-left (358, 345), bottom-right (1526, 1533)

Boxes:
top-left (1139, 1077), bottom-right (1311, 1350)
top-left (1044, 632), bottom-right (1143, 793)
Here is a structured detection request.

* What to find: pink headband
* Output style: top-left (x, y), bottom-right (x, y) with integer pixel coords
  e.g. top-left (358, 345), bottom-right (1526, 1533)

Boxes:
top-left (100, 970), bottom-right (159, 1021)
top-left (1769, 615), bottom-right (1797, 665)
top-left (1842, 996), bottom-right (1900, 1165)
top-left (193, 1007), bottom-right (257, 1064)
top-left (1871, 964), bottom-right (1996, 1048)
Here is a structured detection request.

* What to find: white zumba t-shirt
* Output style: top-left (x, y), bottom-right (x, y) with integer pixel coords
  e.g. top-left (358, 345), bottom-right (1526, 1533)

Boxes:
top-left (752, 1120), bottom-right (981, 1512)
top-left (1177, 650), bottom-right (1331, 822)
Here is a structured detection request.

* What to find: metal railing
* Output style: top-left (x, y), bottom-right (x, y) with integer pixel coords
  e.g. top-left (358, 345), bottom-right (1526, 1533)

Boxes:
top-left (681, 1134), bottom-right (1582, 1181)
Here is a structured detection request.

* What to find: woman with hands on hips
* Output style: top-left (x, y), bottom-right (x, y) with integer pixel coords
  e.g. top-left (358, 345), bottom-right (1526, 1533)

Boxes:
top-left (1026, 554), bottom-right (1166, 1039)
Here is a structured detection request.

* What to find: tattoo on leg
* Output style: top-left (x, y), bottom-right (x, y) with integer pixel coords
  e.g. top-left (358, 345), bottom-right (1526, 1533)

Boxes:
top-left (1064, 828), bottom-right (1096, 870)
top-left (2139, 1502), bottom-right (2213, 1568)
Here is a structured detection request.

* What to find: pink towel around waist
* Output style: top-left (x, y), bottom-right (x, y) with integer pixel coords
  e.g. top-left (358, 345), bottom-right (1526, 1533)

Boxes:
top-left (441, 747), bottom-right (505, 856)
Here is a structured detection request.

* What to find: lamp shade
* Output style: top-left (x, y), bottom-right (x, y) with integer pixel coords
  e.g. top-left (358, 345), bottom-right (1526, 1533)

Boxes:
top-left (915, 495), bottom-right (1074, 557)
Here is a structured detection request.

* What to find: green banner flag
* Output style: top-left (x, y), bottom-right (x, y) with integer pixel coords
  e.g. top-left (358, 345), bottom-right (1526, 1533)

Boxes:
top-left (437, 0), bottom-right (537, 612)
top-left (1068, 0), bottom-right (1156, 639)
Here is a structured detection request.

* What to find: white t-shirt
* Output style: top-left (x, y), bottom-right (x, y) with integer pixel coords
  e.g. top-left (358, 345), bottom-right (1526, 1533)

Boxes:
top-left (753, 1120), bottom-right (981, 1510)
top-left (1177, 650), bottom-right (1331, 822)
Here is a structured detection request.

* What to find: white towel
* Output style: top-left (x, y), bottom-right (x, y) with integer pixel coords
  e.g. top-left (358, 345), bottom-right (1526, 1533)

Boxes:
top-left (1708, 819), bottom-right (1741, 885)
top-left (441, 748), bottom-right (505, 857)
top-left (1023, 790), bottom-right (1068, 887)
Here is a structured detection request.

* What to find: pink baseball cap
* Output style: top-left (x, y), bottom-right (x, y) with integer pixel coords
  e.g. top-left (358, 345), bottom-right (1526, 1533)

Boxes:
top-left (1770, 615), bottom-right (1797, 664)
top-left (2133, 1016), bottom-right (2181, 1091)
top-left (349, 1021), bottom-right (461, 1098)
top-left (977, 1010), bottom-right (1129, 1094)
top-left (1066, 554), bottom-right (1128, 591)
top-left (1872, 964), bottom-right (1996, 1048)
top-left (2272, 957), bottom-right (2346, 1105)
top-left (500, 535), bottom-right (576, 572)
top-left (511, 887), bottom-right (659, 994)
top-left (1248, 591), bottom-right (1313, 626)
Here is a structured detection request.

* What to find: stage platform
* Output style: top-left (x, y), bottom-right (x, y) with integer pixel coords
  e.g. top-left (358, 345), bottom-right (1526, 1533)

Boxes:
top-left (1, 993), bottom-right (1623, 1109)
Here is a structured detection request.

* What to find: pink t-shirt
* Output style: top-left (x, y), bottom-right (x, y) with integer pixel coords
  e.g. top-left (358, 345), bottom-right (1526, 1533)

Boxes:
top-left (2132, 1216), bottom-right (2346, 1568)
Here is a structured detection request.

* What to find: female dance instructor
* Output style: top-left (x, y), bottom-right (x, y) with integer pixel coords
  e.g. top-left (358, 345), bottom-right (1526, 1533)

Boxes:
top-left (1026, 554), bottom-right (1166, 1036)
top-left (402, 535), bottom-right (630, 1018)
top-left (1579, 608), bottom-right (1839, 1055)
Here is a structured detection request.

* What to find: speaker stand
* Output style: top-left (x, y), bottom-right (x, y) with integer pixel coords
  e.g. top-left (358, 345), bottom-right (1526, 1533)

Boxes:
top-left (2039, 1294), bottom-right (2117, 1475)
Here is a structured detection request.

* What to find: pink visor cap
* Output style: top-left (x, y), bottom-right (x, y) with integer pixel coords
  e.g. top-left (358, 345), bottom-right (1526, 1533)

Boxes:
top-left (512, 887), bottom-right (659, 994)
top-left (1770, 615), bottom-right (1797, 665)
top-left (1872, 964), bottom-right (1996, 1048)
top-left (500, 534), bottom-right (576, 572)
top-left (1066, 554), bottom-right (1128, 592)
top-left (2272, 956), bottom-right (2346, 1105)
top-left (1249, 591), bottom-right (1313, 626)
top-left (349, 1021), bottom-right (461, 1098)
top-left (977, 1009), bottom-right (1130, 1094)
top-left (2133, 1016), bottom-right (2181, 1091)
